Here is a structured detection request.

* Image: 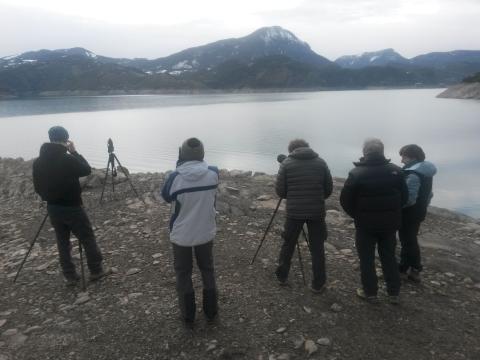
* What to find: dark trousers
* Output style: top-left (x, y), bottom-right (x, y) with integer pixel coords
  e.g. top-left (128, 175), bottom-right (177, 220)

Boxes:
top-left (276, 218), bottom-right (327, 289)
top-left (48, 205), bottom-right (103, 277)
top-left (355, 229), bottom-right (400, 296)
top-left (172, 241), bottom-right (217, 321)
top-left (398, 219), bottom-right (423, 272)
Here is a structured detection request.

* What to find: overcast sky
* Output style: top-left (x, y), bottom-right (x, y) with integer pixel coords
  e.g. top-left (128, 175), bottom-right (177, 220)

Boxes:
top-left (1, 0), bottom-right (479, 61)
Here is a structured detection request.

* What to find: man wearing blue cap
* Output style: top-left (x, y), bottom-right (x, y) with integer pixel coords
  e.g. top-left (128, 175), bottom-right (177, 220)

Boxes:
top-left (33, 126), bottom-right (109, 286)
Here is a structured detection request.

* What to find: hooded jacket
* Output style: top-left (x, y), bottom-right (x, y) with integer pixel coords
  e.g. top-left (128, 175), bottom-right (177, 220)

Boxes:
top-left (402, 160), bottom-right (437, 222)
top-left (32, 143), bottom-right (91, 206)
top-left (161, 161), bottom-right (219, 246)
top-left (340, 154), bottom-right (408, 231)
top-left (275, 147), bottom-right (333, 220)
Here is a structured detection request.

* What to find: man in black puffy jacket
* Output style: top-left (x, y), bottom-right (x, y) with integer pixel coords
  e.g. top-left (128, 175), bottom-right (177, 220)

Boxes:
top-left (33, 126), bottom-right (109, 286)
top-left (340, 138), bottom-right (408, 303)
top-left (275, 139), bottom-right (333, 293)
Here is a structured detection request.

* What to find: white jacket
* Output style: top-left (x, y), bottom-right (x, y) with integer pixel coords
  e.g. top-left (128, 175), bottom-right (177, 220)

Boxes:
top-left (161, 161), bottom-right (218, 246)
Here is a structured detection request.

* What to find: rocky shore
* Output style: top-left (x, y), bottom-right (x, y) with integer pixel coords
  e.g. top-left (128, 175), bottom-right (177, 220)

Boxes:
top-left (1, 157), bottom-right (480, 360)
top-left (437, 83), bottom-right (480, 99)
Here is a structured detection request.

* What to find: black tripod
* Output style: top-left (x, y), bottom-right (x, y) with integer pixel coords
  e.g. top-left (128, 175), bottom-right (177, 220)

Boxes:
top-left (250, 198), bottom-right (310, 285)
top-left (13, 212), bottom-right (87, 291)
top-left (99, 138), bottom-right (144, 204)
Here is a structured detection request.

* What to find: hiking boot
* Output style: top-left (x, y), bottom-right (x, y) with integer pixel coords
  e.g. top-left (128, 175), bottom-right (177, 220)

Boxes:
top-left (356, 288), bottom-right (378, 303)
top-left (203, 289), bottom-right (218, 322)
top-left (275, 272), bottom-right (288, 286)
top-left (89, 266), bottom-right (112, 282)
top-left (310, 285), bottom-right (326, 294)
top-left (408, 269), bottom-right (421, 283)
top-left (388, 295), bottom-right (400, 305)
top-left (64, 273), bottom-right (80, 287)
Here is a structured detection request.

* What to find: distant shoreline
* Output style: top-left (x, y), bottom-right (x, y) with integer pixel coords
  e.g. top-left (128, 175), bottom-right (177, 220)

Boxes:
top-left (0, 86), bottom-right (444, 100)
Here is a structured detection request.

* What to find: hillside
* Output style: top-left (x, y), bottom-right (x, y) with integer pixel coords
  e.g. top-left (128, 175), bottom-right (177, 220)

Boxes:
top-left (2, 27), bottom-right (480, 97)
top-left (1, 157), bottom-right (480, 359)
top-left (437, 72), bottom-right (480, 99)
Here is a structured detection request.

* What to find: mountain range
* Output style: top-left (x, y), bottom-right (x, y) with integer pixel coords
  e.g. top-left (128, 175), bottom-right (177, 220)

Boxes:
top-left (1, 26), bottom-right (480, 96)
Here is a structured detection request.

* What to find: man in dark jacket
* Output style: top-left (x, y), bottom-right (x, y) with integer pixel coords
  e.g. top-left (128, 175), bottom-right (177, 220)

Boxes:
top-left (340, 138), bottom-right (408, 303)
top-left (33, 126), bottom-right (109, 286)
top-left (275, 139), bottom-right (333, 293)
top-left (398, 144), bottom-right (437, 283)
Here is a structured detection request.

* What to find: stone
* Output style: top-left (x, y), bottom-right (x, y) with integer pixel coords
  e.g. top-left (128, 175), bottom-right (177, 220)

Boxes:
top-left (225, 186), bottom-right (240, 195)
top-left (304, 339), bottom-right (318, 356)
top-left (317, 337), bottom-right (331, 346)
top-left (256, 195), bottom-right (271, 201)
top-left (277, 354), bottom-right (290, 360)
top-left (276, 327), bottom-right (287, 334)
top-left (24, 326), bottom-right (41, 334)
top-left (2, 328), bottom-right (18, 336)
top-left (152, 253), bottom-right (162, 259)
top-left (74, 293), bottom-right (90, 305)
top-left (340, 248), bottom-right (353, 255)
top-left (303, 306), bottom-right (312, 314)
top-left (0, 320), bottom-right (6, 328)
top-left (126, 268), bottom-right (141, 276)
top-left (206, 340), bottom-right (218, 352)
top-left (330, 303), bottom-right (343, 312)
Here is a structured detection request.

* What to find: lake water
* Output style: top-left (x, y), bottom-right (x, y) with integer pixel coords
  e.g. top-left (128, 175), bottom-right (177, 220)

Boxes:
top-left (0, 89), bottom-right (479, 218)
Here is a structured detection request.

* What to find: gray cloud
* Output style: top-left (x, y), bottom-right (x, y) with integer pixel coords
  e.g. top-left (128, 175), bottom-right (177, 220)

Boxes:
top-left (1, 1), bottom-right (479, 61)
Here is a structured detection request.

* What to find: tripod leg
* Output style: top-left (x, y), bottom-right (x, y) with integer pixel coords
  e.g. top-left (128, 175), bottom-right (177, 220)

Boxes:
top-left (14, 213), bottom-right (49, 283)
top-left (110, 157), bottom-right (116, 199)
top-left (113, 154), bottom-right (145, 204)
top-left (296, 238), bottom-right (306, 285)
top-left (78, 241), bottom-right (87, 291)
top-left (251, 198), bottom-right (282, 265)
top-left (99, 158), bottom-right (111, 204)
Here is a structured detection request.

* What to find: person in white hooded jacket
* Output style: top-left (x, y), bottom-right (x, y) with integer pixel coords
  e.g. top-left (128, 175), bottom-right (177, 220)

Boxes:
top-left (161, 137), bottom-right (219, 326)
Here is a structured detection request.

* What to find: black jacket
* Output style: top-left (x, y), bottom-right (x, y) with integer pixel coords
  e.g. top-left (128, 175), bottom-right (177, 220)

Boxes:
top-left (340, 154), bottom-right (408, 231)
top-left (275, 147), bottom-right (333, 220)
top-left (32, 143), bottom-right (91, 206)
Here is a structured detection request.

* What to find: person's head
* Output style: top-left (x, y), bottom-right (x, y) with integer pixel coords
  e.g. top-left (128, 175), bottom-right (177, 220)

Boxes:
top-left (179, 137), bottom-right (205, 161)
top-left (288, 139), bottom-right (309, 153)
top-left (48, 126), bottom-right (69, 144)
top-left (362, 137), bottom-right (384, 157)
top-left (399, 144), bottom-right (425, 165)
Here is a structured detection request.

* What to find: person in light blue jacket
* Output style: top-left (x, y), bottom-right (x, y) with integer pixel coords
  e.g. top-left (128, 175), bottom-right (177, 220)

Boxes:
top-left (161, 138), bottom-right (219, 326)
top-left (398, 144), bottom-right (437, 283)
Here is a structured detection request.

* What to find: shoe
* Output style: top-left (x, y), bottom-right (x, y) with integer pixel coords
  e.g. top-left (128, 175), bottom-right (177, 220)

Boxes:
top-left (388, 295), bottom-right (400, 305)
top-left (64, 273), bottom-right (80, 287)
top-left (356, 288), bottom-right (378, 303)
top-left (408, 269), bottom-right (421, 283)
top-left (310, 285), bottom-right (326, 294)
top-left (275, 272), bottom-right (288, 286)
top-left (89, 266), bottom-right (112, 282)
top-left (203, 289), bottom-right (218, 322)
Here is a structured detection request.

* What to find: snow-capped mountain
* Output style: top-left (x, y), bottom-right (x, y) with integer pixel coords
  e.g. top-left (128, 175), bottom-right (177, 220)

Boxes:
top-left (335, 49), bottom-right (409, 69)
top-left (142, 26), bottom-right (333, 74)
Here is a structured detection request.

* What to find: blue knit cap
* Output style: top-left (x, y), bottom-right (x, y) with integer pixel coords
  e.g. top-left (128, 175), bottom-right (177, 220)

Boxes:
top-left (48, 126), bottom-right (69, 142)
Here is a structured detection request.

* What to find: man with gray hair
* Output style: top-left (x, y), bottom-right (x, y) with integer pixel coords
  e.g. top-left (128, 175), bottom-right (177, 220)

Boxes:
top-left (340, 138), bottom-right (408, 304)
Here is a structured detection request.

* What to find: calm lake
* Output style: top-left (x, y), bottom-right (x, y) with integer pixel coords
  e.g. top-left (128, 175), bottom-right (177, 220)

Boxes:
top-left (0, 89), bottom-right (479, 218)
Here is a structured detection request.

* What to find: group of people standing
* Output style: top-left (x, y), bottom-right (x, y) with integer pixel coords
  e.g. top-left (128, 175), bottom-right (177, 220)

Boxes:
top-left (32, 126), bottom-right (436, 328)
top-left (276, 137), bottom-right (437, 305)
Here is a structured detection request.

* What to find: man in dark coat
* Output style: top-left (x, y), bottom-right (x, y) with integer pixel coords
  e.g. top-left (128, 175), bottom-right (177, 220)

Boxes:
top-left (33, 126), bottom-right (109, 286)
top-left (340, 138), bottom-right (408, 303)
top-left (275, 139), bottom-right (333, 293)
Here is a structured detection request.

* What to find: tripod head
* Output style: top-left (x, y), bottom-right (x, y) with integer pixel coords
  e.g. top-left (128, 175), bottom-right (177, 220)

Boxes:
top-left (107, 138), bottom-right (114, 154)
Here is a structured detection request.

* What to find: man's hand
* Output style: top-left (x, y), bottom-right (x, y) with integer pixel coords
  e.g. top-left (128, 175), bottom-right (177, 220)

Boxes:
top-left (65, 140), bottom-right (76, 153)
